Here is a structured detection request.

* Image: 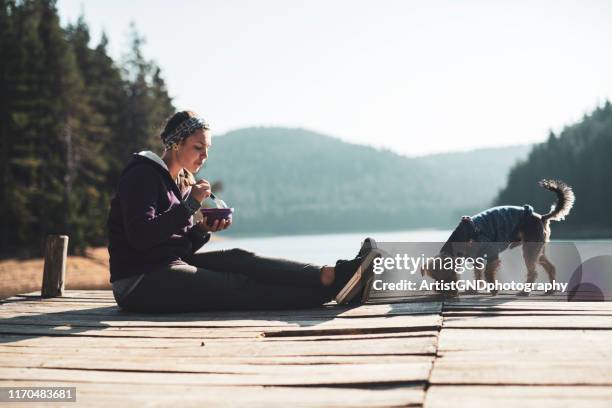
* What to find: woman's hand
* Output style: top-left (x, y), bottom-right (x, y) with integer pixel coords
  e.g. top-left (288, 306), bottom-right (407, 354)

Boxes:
top-left (196, 217), bottom-right (232, 233)
top-left (189, 179), bottom-right (211, 203)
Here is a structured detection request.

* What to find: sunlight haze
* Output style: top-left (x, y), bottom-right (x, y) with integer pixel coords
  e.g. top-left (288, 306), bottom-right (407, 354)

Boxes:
top-left (58, 0), bottom-right (612, 156)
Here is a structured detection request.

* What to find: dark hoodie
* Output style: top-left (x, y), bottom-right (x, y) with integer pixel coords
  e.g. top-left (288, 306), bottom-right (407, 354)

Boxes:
top-left (107, 153), bottom-right (210, 282)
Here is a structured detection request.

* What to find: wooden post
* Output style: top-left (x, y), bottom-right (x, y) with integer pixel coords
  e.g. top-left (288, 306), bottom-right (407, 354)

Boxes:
top-left (41, 235), bottom-right (68, 298)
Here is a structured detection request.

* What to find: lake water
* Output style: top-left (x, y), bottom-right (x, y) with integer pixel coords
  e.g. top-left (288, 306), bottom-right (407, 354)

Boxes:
top-left (204, 229), bottom-right (453, 266)
top-left (202, 230), bottom-right (612, 300)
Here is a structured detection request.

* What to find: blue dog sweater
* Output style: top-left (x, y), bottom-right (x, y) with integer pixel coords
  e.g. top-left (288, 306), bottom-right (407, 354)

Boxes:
top-left (470, 205), bottom-right (533, 255)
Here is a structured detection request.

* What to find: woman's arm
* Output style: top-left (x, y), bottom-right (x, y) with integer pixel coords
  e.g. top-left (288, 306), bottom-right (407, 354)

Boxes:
top-left (119, 165), bottom-right (192, 250)
top-left (187, 217), bottom-right (232, 253)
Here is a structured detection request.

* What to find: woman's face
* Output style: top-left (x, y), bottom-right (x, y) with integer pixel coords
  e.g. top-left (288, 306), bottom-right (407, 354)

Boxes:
top-left (178, 128), bottom-right (211, 173)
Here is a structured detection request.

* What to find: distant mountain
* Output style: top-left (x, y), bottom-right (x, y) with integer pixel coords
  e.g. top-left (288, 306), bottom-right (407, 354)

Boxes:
top-left (197, 127), bottom-right (530, 235)
top-left (496, 101), bottom-right (612, 238)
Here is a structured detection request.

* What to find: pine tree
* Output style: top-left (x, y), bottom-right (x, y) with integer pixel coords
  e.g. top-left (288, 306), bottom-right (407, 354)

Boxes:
top-left (34, 0), bottom-right (89, 252)
top-left (0, 0), bottom-right (19, 253)
top-left (496, 101), bottom-right (612, 237)
top-left (65, 17), bottom-right (118, 249)
top-left (1, 3), bottom-right (175, 257)
top-left (1, 0), bottom-right (53, 255)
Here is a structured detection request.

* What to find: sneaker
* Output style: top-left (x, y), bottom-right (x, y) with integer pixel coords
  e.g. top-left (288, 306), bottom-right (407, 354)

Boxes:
top-left (331, 237), bottom-right (377, 294)
top-left (335, 248), bottom-right (382, 305)
top-left (357, 237), bottom-right (377, 257)
top-left (352, 237), bottom-right (378, 304)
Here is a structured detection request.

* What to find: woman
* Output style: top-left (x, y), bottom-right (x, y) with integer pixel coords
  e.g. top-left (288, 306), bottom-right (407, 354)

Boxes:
top-left (107, 110), bottom-right (376, 313)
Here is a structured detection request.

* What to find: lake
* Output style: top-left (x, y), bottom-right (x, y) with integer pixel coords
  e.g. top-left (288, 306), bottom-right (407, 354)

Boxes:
top-left (203, 230), bottom-right (612, 302)
top-left (204, 229), bottom-right (452, 266)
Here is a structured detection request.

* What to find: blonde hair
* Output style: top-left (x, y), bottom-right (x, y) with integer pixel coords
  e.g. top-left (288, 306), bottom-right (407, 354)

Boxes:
top-left (175, 168), bottom-right (197, 194)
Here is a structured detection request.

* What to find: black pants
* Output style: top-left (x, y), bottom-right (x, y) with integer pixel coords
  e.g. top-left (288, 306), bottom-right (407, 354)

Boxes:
top-left (118, 248), bottom-right (335, 313)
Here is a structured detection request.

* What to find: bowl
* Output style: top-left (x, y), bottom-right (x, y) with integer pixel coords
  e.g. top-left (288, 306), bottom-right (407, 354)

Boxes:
top-left (199, 208), bottom-right (234, 227)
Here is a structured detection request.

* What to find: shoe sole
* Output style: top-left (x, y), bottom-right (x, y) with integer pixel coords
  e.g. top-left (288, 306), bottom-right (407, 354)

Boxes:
top-left (335, 249), bottom-right (382, 305)
top-left (361, 274), bottom-right (375, 303)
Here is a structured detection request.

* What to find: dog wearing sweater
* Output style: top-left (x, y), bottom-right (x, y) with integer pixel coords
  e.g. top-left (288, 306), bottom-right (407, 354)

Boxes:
top-left (422, 179), bottom-right (575, 296)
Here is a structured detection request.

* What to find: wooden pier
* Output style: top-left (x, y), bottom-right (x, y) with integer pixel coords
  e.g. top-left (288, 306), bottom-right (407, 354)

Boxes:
top-left (1, 291), bottom-right (611, 407)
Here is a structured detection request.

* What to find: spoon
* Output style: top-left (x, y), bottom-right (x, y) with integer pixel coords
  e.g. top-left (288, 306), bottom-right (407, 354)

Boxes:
top-left (209, 193), bottom-right (228, 209)
top-left (192, 178), bottom-right (228, 209)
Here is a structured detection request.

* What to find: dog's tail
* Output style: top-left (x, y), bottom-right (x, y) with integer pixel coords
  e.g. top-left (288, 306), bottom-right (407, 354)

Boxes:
top-left (539, 179), bottom-right (575, 222)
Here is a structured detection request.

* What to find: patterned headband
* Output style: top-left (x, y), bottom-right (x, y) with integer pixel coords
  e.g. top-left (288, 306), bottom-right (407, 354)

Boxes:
top-left (162, 116), bottom-right (210, 149)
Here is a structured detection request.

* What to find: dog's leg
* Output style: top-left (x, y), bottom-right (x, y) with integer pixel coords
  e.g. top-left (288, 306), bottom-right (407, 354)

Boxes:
top-left (539, 249), bottom-right (557, 295)
top-left (464, 267), bottom-right (482, 295)
top-left (518, 242), bottom-right (543, 297)
top-left (484, 257), bottom-right (501, 296)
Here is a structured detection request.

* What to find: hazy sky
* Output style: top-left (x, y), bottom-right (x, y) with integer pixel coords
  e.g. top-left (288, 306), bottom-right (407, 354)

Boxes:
top-left (58, 0), bottom-right (612, 156)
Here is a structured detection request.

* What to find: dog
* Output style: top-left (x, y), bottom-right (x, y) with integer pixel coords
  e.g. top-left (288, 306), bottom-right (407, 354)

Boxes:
top-left (422, 179), bottom-right (575, 296)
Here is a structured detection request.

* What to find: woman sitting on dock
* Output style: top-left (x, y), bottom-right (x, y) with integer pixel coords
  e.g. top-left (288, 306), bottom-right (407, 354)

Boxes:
top-left (107, 110), bottom-right (377, 313)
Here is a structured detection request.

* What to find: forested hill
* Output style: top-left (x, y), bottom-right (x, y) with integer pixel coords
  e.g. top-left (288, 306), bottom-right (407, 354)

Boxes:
top-left (197, 128), bottom-right (530, 235)
top-left (495, 101), bottom-right (612, 237)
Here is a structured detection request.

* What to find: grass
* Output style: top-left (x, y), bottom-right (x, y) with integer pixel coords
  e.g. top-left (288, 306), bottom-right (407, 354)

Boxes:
top-left (0, 247), bottom-right (111, 300)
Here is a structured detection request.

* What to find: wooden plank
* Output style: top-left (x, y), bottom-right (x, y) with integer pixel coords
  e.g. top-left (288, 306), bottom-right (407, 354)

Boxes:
top-left (0, 312), bottom-right (440, 329)
top-left (444, 299), bottom-right (612, 311)
top-left (0, 325), bottom-right (265, 338)
top-left (2, 298), bottom-right (116, 305)
top-left (0, 304), bottom-right (442, 324)
top-left (0, 334), bottom-right (239, 348)
top-left (14, 289), bottom-right (442, 308)
top-left (337, 302), bottom-right (442, 316)
top-left (0, 336), bottom-right (437, 359)
top-left (431, 359), bottom-right (612, 385)
top-left (0, 353), bottom-right (429, 366)
top-left (0, 304), bottom-right (123, 314)
top-left (0, 314), bottom-right (299, 328)
top-left (0, 315), bottom-right (441, 338)
top-left (0, 381), bottom-right (425, 407)
top-left (0, 299), bottom-right (441, 319)
top-left (425, 385), bottom-right (612, 408)
top-left (0, 331), bottom-right (438, 348)
top-left (261, 315), bottom-right (440, 337)
top-left (261, 330), bottom-right (439, 342)
top-left (0, 362), bottom-right (432, 386)
top-left (0, 314), bottom-right (441, 331)
top-left (17, 290), bottom-right (115, 299)
top-left (430, 329), bottom-right (612, 385)
top-left (435, 329), bottom-right (612, 355)
top-left (442, 314), bottom-right (612, 329)
top-left (0, 353), bottom-right (432, 371)
top-left (443, 310), bottom-right (612, 316)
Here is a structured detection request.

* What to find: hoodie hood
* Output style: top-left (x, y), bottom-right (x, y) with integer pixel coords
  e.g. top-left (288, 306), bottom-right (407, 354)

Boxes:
top-left (121, 150), bottom-right (169, 176)
top-left (137, 150), bottom-right (168, 170)
top-left (120, 151), bottom-right (183, 199)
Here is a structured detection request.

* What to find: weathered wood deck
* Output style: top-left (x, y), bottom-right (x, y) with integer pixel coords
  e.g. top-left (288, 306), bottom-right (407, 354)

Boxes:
top-left (1, 291), bottom-right (611, 407)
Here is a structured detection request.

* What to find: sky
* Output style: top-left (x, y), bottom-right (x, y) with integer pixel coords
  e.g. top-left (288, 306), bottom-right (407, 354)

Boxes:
top-left (57, 0), bottom-right (612, 156)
